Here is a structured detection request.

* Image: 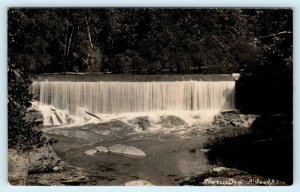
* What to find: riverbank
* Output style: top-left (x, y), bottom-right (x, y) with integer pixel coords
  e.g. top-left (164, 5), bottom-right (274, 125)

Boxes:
top-left (203, 113), bottom-right (293, 185)
top-left (9, 145), bottom-right (93, 186)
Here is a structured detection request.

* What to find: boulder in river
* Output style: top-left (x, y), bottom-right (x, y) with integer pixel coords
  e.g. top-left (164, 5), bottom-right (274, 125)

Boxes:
top-left (84, 149), bottom-right (97, 156)
top-left (94, 146), bottom-right (109, 153)
top-left (108, 144), bottom-right (146, 156)
top-left (124, 180), bottom-right (153, 186)
top-left (159, 115), bottom-right (185, 128)
top-left (137, 116), bottom-right (151, 130)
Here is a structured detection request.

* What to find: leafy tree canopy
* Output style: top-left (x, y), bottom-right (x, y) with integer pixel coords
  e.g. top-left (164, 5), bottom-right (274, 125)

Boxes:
top-left (8, 8), bottom-right (292, 75)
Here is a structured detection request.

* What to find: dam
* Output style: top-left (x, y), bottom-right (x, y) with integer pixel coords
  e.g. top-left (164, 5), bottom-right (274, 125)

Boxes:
top-left (31, 74), bottom-right (236, 116)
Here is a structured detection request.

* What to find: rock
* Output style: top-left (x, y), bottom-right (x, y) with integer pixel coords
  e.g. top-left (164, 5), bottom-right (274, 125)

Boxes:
top-left (230, 119), bottom-right (253, 128)
top-left (203, 128), bottom-right (217, 135)
top-left (124, 180), bottom-right (153, 186)
top-left (134, 125), bottom-right (144, 132)
top-left (53, 166), bottom-right (61, 172)
top-left (84, 149), bottom-right (97, 156)
top-left (211, 167), bottom-right (247, 177)
top-left (108, 144), bottom-right (146, 156)
top-left (136, 116), bottom-right (151, 130)
top-left (109, 120), bottom-right (132, 129)
top-left (211, 167), bottom-right (228, 174)
top-left (26, 168), bottom-right (91, 186)
top-left (28, 145), bottom-right (62, 172)
top-left (8, 149), bottom-right (29, 184)
top-left (214, 112), bottom-right (257, 128)
top-left (93, 120), bottom-right (133, 131)
top-left (246, 114), bottom-right (257, 125)
top-left (200, 148), bottom-right (211, 153)
top-left (66, 115), bottom-right (75, 124)
top-left (94, 129), bottom-right (111, 136)
top-left (94, 146), bottom-right (109, 153)
top-left (238, 114), bottom-right (248, 120)
top-left (159, 115), bottom-right (185, 128)
top-left (25, 108), bottom-right (43, 123)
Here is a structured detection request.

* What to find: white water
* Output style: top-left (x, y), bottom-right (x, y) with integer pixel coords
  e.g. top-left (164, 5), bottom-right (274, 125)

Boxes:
top-left (33, 100), bottom-right (220, 131)
top-left (32, 81), bottom-right (235, 116)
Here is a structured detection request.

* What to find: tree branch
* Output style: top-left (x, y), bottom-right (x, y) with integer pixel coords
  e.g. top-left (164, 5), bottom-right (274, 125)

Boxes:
top-left (84, 11), bottom-right (94, 49)
top-left (66, 26), bottom-right (74, 59)
top-left (259, 31), bottom-right (292, 39)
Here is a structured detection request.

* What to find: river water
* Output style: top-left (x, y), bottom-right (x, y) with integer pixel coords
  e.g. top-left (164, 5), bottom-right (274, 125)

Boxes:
top-left (44, 121), bottom-right (217, 185)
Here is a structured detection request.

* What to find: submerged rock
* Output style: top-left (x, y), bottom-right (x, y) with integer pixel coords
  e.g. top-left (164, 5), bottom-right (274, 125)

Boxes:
top-left (124, 180), bottom-right (153, 186)
top-left (108, 144), bottom-right (146, 156)
top-left (84, 149), bottom-right (97, 156)
top-left (159, 115), bottom-right (185, 128)
top-left (94, 146), bottom-right (109, 153)
top-left (94, 129), bottom-right (111, 136)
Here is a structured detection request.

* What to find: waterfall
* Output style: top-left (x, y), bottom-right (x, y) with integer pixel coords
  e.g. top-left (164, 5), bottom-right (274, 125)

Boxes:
top-left (32, 81), bottom-right (235, 115)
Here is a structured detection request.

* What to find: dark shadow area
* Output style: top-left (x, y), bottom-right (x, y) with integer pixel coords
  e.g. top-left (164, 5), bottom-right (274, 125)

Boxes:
top-left (204, 114), bottom-right (293, 184)
top-left (235, 73), bottom-right (292, 115)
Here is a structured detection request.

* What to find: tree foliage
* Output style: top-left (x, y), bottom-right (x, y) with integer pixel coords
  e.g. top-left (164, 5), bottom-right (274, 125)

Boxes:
top-left (8, 8), bottom-right (292, 75)
top-left (8, 9), bottom-right (55, 151)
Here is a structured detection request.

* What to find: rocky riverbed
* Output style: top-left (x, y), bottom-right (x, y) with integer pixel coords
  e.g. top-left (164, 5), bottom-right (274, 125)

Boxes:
top-left (11, 110), bottom-right (276, 186)
top-left (33, 123), bottom-right (254, 185)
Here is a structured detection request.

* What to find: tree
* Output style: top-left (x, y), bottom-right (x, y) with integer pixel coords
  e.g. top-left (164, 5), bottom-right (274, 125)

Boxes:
top-left (235, 9), bottom-right (292, 114)
top-left (8, 9), bottom-right (53, 151)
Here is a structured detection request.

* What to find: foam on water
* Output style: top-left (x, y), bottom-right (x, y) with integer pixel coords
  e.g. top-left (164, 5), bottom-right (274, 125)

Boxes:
top-left (32, 101), bottom-right (221, 132)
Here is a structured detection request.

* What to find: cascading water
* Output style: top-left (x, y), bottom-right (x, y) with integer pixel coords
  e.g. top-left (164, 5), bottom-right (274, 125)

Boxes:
top-left (32, 81), bottom-right (235, 116)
